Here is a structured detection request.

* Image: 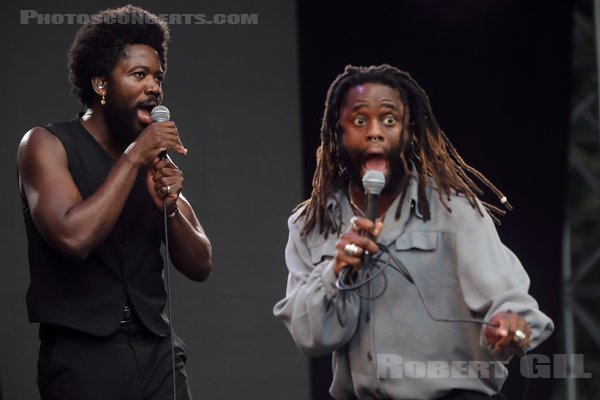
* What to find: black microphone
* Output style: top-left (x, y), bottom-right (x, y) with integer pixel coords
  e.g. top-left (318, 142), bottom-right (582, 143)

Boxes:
top-left (361, 170), bottom-right (386, 265)
top-left (336, 170), bottom-right (386, 289)
top-left (151, 105), bottom-right (170, 160)
top-left (362, 170), bottom-right (386, 222)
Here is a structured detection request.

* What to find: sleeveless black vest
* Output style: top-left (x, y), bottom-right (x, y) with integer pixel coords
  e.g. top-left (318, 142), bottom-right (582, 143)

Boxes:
top-left (22, 118), bottom-right (169, 336)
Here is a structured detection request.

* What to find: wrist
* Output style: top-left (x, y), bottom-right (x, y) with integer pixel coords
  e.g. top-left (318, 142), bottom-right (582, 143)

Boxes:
top-left (166, 205), bottom-right (179, 218)
top-left (155, 204), bottom-right (179, 219)
top-left (122, 142), bottom-right (144, 166)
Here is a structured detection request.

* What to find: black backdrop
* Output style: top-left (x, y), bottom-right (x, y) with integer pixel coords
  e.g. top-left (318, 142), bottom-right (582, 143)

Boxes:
top-left (296, 1), bottom-right (571, 399)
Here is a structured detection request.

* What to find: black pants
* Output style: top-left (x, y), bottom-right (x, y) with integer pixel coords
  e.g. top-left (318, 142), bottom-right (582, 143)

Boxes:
top-left (37, 322), bottom-right (191, 400)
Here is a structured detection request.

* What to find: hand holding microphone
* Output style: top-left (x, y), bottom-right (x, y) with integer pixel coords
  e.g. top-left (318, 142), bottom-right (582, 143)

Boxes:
top-left (146, 105), bottom-right (184, 204)
top-left (334, 171), bottom-right (386, 276)
top-left (360, 170), bottom-right (385, 265)
top-left (127, 104), bottom-right (186, 168)
top-left (151, 105), bottom-right (171, 160)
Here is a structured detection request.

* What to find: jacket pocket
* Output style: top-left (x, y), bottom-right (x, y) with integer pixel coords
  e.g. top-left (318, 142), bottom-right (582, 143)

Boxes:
top-left (395, 231), bottom-right (438, 251)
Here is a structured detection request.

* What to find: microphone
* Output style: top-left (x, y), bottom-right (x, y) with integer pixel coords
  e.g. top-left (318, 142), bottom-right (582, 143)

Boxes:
top-left (361, 170), bottom-right (386, 265)
top-left (336, 170), bottom-right (386, 289)
top-left (151, 105), bottom-right (170, 160)
top-left (362, 170), bottom-right (386, 223)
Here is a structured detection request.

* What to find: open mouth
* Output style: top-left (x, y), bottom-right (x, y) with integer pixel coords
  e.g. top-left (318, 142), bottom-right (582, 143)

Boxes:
top-left (362, 154), bottom-right (389, 175)
top-left (137, 102), bottom-right (158, 125)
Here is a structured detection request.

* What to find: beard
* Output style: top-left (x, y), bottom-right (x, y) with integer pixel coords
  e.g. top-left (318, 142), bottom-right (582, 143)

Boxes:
top-left (104, 98), bottom-right (141, 145)
top-left (339, 145), bottom-right (408, 196)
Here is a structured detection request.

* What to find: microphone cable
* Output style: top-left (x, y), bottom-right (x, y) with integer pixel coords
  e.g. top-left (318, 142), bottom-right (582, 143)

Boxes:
top-left (335, 241), bottom-right (497, 328)
top-left (162, 195), bottom-right (177, 400)
top-left (151, 105), bottom-right (177, 399)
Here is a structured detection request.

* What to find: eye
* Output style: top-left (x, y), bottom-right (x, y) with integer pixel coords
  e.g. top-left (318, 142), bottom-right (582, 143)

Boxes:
top-left (133, 71), bottom-right (146, 78)
top-left (353, 116), bottom-right (366, 127)
top-left (383, 115), bottom-right (396, 126)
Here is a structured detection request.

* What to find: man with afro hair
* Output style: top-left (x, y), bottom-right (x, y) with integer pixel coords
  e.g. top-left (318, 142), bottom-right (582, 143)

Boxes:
top-left (17, 6), bottom-right (212, 400)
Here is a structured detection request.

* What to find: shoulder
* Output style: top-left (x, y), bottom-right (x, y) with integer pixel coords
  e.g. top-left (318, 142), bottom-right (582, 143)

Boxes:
top-left (18, 126), bottom-right (64, 159)
top-left (288, 203), bottom-right (307, 232)
top-left (18, 126), bottom-right (69, 180)
top-left (428, 188), bottom-right (491, 231)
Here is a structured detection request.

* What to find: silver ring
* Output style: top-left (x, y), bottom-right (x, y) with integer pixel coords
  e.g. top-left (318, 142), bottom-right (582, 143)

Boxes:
top-left (514, 329), bottom-right (526, 342)
top-left (350, 216), bottom-right (359, 230)
top-left (344, 243), bottom-right (361, 257)
top-left (166, 185), bottom-right (171, 195)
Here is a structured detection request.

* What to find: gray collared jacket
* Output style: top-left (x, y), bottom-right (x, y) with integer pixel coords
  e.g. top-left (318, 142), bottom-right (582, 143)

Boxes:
top-left (273, 178), bottom-right (554, 399)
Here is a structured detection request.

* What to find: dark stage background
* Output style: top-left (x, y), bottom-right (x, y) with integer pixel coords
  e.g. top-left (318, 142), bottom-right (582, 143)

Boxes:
top-left (0, 1), bottom-right (571, 399)
top-left (0, 1), bottom-right (307, 399)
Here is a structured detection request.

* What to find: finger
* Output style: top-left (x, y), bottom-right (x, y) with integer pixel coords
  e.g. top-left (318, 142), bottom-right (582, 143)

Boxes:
top-left (373, 220), bottom-right (384, 238)
top-left (151, 160), bottom-right (182, 179)
top-left (156, 125), bottom-right (186, 155)
top-left (340, 232), bottom-right (379, 255)
top-left (152, 167), bottom-right (182, 183)
top-left (351, 217), bottom-right (377, 234)
top-left (494, 327), bottom-right (515, 351)
top-left (484, 324), bottom-right (507, 349)
top-left (153, 155), bottom-right (177, 168)
top-left (334, 252), bottom-right (362, 275)
top-left (336, 237), bottom-right (366, 259)
top-left (488, 319), bottom-right (508, 350)
top-left (153, 170), bottom-right (183, 188)
top-left (164, 127), bottom-right (187, 155)
top-left (156, 181), bottom-right (182, 196)
top-left (168, 139), bottom-right (187, 155)
top-left (148, 157), bottom-right (161, 170)
top-left (512, 325), bottom-right (532, 349)
top-left (159, 185), bottom-right (172, 198)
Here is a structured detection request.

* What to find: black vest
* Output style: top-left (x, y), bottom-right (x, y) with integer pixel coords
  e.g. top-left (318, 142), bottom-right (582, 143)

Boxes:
top-left (22, 118), bottom-right (169, 336)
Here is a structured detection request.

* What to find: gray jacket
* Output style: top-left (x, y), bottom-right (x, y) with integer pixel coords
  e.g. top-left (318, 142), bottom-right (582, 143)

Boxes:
top-left (273, 178), bottom-right (554, 399)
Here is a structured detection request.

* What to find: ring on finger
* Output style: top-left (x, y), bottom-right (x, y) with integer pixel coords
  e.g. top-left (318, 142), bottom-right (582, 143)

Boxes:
top-left (350, 216), bottom-right (359, 230)
top-left (344, 243), bottom-right (362, 257)
top-left (514, 329), bottom-right (526, 342)
top-left (165, 185), bottom-right (171, 195)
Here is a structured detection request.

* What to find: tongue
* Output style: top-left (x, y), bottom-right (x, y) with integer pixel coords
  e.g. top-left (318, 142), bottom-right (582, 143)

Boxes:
top-left (137, 108), bottom-right (152, 125)
top-left (364, 157), bottom-right (388, 172)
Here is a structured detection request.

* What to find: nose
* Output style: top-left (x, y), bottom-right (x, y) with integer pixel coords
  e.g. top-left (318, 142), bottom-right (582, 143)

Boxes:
top-left (366, 121), bottom-right (384, 143)
top-left (145, 77), bottom-right (162, 98)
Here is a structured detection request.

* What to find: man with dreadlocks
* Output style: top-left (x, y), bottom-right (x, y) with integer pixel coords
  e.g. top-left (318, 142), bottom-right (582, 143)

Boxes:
top-left (273, 65), bottom-right (553, 399)
top-left (17, 6), bottom-right (212, 400)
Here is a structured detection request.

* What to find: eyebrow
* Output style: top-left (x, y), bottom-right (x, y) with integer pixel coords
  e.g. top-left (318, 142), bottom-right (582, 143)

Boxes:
top-left (129, 64), bottom-right (164, 74)
top-left (351, 101), bottom-right (400, 112)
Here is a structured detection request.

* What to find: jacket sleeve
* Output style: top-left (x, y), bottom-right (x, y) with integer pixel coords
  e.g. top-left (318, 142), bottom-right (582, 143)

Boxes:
top-left (454, 201), bottom-right (554, 352)
top-left (273, 213), bottom-right (360, 357)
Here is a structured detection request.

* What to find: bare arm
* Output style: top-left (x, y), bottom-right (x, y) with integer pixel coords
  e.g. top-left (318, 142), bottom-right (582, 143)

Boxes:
top-left (18, 127), bottom-right (140, 260)
top-left (166, 195), bottom-right (212, 281)
top-left (146, 157), bottom-right (212, 281)
top-left (17, 121), bottom-right (186, 261)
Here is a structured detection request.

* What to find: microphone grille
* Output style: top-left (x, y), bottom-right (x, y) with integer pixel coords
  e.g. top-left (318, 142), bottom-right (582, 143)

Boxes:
top-left (151, 105), bottom-right (170, 122)
top-left (362, 170), bottom-right (386, 195)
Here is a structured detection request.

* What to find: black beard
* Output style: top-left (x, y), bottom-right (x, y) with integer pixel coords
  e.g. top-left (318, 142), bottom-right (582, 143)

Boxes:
top-left (339, 146), bottom-right (407, 196)
top-left (104, 100), bottom-right (140, 145)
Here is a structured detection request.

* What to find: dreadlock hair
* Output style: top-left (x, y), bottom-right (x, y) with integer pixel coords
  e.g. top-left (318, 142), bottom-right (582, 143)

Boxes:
top-left (297, 64), bottom-right (512, 238)
top-left (68, 5), bottom-right (170, 107)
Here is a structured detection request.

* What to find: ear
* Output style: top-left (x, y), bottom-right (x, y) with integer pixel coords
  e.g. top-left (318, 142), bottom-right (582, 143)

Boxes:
top-left (91, 76), bottom-right (107, 96)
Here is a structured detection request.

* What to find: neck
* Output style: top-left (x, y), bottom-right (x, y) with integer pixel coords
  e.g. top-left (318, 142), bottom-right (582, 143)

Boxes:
top-left (348, 179), bottom-right (403, 219)
top-left (80, 106), bottom-right (127, 159)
